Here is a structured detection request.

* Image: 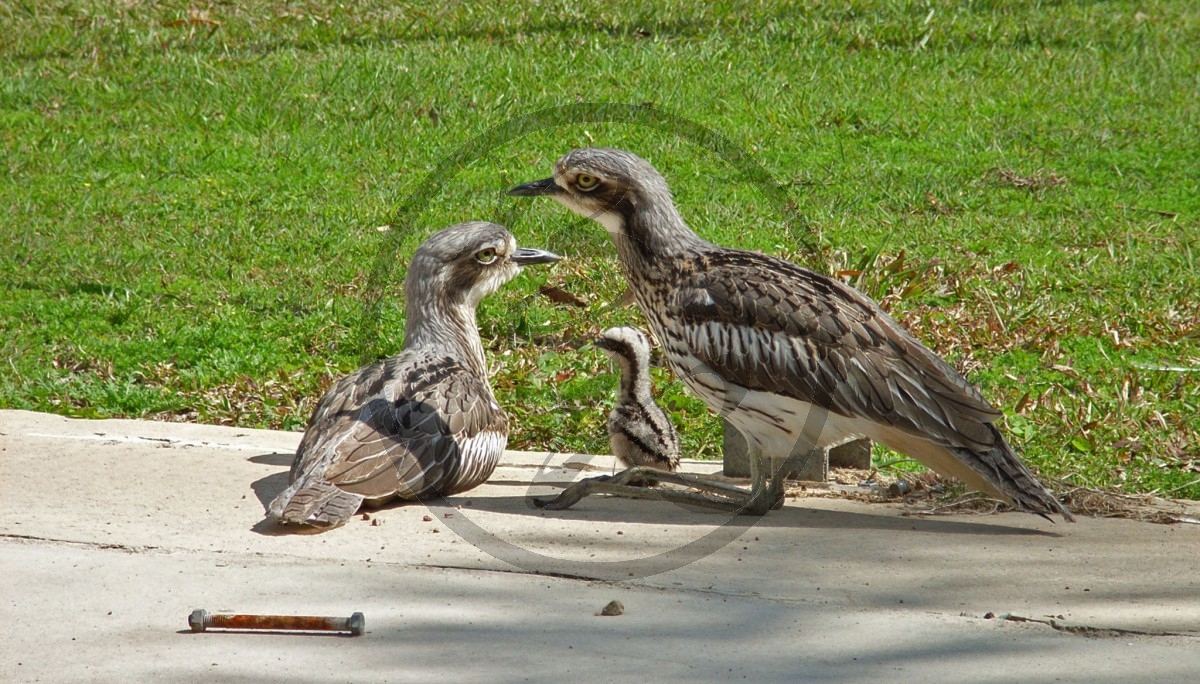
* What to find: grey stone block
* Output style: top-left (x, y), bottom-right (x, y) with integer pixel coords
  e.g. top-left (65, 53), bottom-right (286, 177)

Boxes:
top-left (828, 437), bottom-right (872, 469)
top-left (722, 419), bottom-right (871, 480)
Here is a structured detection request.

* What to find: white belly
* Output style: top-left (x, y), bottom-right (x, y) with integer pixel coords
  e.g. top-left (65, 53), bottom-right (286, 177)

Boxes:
top-left (675, 360), bottom-right (870, 458)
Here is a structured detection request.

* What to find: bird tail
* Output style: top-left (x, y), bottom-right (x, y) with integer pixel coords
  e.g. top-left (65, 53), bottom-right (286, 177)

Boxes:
top-left (945, 426), bottom-right (1075, 522)
top-left (877, 424), bottom-right (1074, 522)
top-left (267, 476), bottom-right (364, 528)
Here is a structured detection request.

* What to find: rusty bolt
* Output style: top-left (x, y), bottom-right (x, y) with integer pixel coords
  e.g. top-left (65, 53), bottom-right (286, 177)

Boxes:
top-left (188, 609), bottom-right (365, 636)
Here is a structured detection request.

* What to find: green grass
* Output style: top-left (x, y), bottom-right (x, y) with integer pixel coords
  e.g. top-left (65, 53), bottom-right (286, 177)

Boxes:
top-left (2, 1), bottom-right (1197, 497)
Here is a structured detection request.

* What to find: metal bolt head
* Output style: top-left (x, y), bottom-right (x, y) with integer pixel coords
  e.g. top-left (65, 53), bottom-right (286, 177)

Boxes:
top-left (188, 609), bottom-right (209, 632)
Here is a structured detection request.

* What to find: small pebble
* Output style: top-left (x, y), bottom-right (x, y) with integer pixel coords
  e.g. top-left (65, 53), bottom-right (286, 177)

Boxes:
top-left (599, 600), bottom-right (624, 616)
top-left (422, 515), bottom-right (433, 522)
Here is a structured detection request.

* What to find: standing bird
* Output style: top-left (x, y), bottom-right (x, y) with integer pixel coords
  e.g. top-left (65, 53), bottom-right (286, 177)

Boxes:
top-left (595, 326), bottom-right (681, 477)
top-left (510, 148), bottom-right (1072, 520)
top-left (267, 222), bottom-right (561, 528)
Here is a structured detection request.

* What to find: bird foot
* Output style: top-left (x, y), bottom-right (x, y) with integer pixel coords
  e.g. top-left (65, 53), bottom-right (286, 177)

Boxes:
top-left (534, 466), bottom-right (759, 514)
top-left (532, 474), bottom-right (614, 509)
top-left (736, 491), bottom-right (774, 516)
top-left (733, 480), bottom-right (788, 516)
top-left (626, 476), bottom-right (660, 488)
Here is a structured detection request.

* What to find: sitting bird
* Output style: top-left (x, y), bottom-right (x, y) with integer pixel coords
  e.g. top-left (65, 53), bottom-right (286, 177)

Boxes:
top-left (267, 221), bottom-right (561, 528)
top-left (510, 148), bottom-right (1072, 520)
top-left (595, 326), bottom-right (681, 478)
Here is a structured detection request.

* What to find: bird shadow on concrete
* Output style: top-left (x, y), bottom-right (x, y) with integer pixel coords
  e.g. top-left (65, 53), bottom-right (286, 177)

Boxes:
top-left (249, 470), bottom-right (291, 509)
top-left (241, 447), bottom-right (1061, 539)
top-left (247, 452), bottom-right (294, 511)
top-left (247, 463), bottom-right (453, 536)
top-left (752, 504), bottom-right (1063, 537)
top-left (248, 452), bottom-right (295, 467)
top-left (247, 464), bottom-right (292, 536)
top-left (459, 491), bottom-right (1062, 538)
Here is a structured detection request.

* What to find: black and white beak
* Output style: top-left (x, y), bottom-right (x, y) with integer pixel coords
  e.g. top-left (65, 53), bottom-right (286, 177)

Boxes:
top-left (508, 177), bottom-right (564, 197)
top-left (509, 246), bottom-right (562, 266)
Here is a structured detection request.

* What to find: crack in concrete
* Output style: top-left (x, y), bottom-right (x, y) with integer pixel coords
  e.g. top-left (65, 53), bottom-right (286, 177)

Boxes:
top-left (23, 431), bottom-right (285, 452)
top-left (0, 532), bottom-right (165, 554)
top-left (995, 612), bottom-right (1195, 639)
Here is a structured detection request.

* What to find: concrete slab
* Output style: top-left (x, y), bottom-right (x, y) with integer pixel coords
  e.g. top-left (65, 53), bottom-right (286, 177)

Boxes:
top-left (2, 409), bottom-right (1199, 682)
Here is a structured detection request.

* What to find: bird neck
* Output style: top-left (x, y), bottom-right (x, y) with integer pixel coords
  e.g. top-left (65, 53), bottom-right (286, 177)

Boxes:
top-left (402, 296), bottom-right (488, 378)
top-left (613, 200), bottom-right (709, 279)
top-left (615, 354), bottom-right (654, 404)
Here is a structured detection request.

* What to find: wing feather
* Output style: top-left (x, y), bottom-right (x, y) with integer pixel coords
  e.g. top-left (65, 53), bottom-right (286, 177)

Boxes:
top-left (672, 253), bottom-right (1001, 454)
top-left (269, 351), bottom-right (508, 526)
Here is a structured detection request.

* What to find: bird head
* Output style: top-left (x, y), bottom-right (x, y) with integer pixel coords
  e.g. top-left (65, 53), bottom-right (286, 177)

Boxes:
top-left (508, 148), bottom-right (671, 236)
top-left (594, 326), bottom-right (653, 368)
top-left (407, 222), bottom-right (561, 309)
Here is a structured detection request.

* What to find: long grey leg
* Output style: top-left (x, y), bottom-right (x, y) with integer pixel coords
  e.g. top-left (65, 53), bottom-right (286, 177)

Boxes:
top-left (533, 465), bottom-right (777, 516)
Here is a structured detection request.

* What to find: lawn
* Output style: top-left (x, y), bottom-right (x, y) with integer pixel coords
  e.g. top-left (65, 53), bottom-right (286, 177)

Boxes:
top-left (2, 1), bottom-right (1197, 497)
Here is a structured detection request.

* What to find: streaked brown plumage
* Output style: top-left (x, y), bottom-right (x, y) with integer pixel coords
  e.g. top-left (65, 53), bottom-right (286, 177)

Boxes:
top-left (267, 221), bottom-right (560, 528)
top-left (595, 326), bottom-right (681, 474)
top-left (510, 148), bottom-right (1072, 520)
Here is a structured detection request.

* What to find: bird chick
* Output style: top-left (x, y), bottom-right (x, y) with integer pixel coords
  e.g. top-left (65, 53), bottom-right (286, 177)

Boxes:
top-left (267, 221), bottom-right (560, 528)
top-left (595, 326), bottom-right (681, 480)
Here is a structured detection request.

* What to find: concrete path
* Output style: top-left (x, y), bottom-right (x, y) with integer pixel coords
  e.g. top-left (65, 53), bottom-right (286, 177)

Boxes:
top-left (2, 409), bottom-right (1198, 682)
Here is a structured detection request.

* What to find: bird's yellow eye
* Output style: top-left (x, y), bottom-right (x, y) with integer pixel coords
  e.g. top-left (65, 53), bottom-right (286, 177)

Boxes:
top-left (474, 248), bottom-right (498, 264)
top-left (575, 173), bottom-right (599, 191)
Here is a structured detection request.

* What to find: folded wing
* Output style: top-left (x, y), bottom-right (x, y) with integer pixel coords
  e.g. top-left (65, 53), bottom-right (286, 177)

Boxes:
top-left (269, 352), bottom-right (508, 526)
